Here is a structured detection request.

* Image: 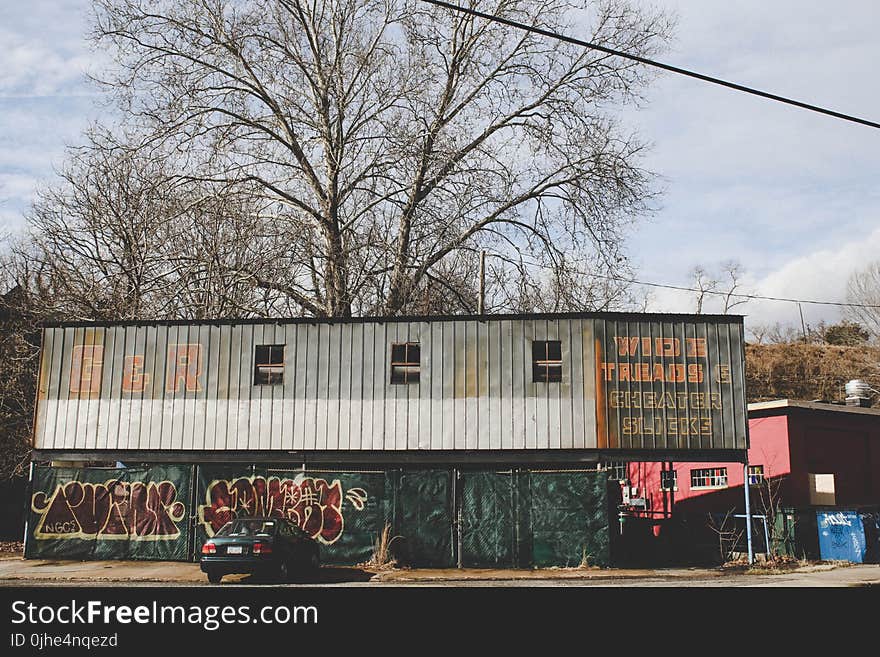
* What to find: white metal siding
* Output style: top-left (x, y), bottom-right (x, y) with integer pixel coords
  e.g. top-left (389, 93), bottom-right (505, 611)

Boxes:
top-left (33, 316), bottom-right (746, 452)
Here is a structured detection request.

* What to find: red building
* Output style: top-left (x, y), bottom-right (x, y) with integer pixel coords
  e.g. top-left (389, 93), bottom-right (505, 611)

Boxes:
top-left (609, 399), bottom-right (880, 564)
top-left (622, 399), bottom-right (880, 518)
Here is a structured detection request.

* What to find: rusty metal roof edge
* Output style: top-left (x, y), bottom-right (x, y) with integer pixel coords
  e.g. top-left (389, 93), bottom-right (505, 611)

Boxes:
top-left (31, 447), bottom-right (750, 464)
top-left (748, 398), bottom-right (880, 417)
top-left (40, 310), bottom-right (745, 330)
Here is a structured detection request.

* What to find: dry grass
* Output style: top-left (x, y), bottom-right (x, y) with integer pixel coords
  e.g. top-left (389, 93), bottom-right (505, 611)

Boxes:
top-left (720, 554), bottom-right (854, 575)
top-left (577, 548), bottom-right (594, 569)
top-left (746, 343), bottom-right (880, 402)
top-left (361, 522), bottom-right (401, 570)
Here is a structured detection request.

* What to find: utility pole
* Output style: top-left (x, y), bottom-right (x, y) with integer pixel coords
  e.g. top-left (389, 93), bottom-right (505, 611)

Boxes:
top-left (798, 302), bottom-right (808, 343)
top-left (478, 250), bottom-right (486, 315)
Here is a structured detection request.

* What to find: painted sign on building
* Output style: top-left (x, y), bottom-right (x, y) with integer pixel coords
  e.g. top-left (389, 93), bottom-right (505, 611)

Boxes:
top-left (34, 314), bottom-right (747, 454)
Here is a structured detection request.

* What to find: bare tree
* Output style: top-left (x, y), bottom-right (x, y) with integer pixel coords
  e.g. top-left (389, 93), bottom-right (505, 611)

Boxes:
top-left (845, 260), bottom-right (880, 340)
top-left (747, 321), bottom-right (804, 345)
top-left (719, 260), bottom-right (749, 314)
top-left (0, 267), bottom-right (46, 479)
top-left (86, 0), bottom-right (673, 318)
top-left (690, 265), bottom-right (718, 314)
top-left (24, 135), bottom-right (179, 320)
top-left (21, 130), bottom-right (291, 321)
top-left (690, 260), bottom-right (751, 315)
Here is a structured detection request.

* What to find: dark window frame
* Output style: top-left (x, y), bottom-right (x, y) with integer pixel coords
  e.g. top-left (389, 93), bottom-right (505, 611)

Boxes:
top-left (660, 469), bottom-right (678, 491)
top-left (747, 465), bottom-right (765, 486)
top-left (254, 344), bottom-right (285, 385)
top-left (390, 342), bottom-right (420, 385)
top-left (532, 340), bottom-right (563, 383)
top-left (690, 467), bottom-right (728, 489)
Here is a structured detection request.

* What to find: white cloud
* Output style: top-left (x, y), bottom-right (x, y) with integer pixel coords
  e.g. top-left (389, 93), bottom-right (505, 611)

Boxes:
top-left (0, 0), bottom-right (878, 321)
top-left (622, 0), bottom-right (880, 329)
top-left (644, 226), bottom-right (880, 334)
top-left (0, 31), bottom-right (94, 98)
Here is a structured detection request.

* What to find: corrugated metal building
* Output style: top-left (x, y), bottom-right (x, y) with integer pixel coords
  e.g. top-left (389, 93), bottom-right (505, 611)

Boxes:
top-left (26, 312), bottom-right (749, 567)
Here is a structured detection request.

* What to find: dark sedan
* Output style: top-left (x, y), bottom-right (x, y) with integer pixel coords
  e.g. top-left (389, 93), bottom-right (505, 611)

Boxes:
top-left (200, 517), bottom-right (320, 584)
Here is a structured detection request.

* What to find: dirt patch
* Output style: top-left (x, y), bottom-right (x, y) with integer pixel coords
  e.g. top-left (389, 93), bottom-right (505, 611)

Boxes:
top-left (0, 542), bottom-right (23, 558)
top-left (372, 566), bottom-right (680, 582)
top-left (719, 556), bottom-right (850, 576)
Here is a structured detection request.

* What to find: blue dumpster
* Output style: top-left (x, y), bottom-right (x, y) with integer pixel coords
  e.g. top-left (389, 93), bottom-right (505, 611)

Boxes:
top-left (817, 511), bottom-right (866, 563)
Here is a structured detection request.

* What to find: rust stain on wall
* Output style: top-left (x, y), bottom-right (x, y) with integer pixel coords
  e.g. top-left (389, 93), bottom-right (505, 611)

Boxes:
top-left (595, 338), bottom-right (607, 449)
top-left (464, 342), bottom-right (478, 399)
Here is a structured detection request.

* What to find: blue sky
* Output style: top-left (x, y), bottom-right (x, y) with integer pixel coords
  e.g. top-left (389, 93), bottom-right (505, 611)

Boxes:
top-left (1, 1), bottom-right (878, 332)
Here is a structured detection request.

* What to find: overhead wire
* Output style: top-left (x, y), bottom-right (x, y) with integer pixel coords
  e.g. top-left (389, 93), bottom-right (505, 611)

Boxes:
top-left (419, 0), bottom-right (880, 130)
top-left (417, 1), bottom-right (880, 310)
top-left (585, 272), bottom-right (880, 310)
top-left (484, 251), bottom-right (880, 309)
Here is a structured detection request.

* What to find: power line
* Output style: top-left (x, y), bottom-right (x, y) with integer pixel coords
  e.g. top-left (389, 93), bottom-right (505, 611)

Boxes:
top-left (420, 0), bottom-right (880, 130)
top-left (483, 253), bottom-right (880, 309)
top-left (590, 272), bottom-right (880, 309)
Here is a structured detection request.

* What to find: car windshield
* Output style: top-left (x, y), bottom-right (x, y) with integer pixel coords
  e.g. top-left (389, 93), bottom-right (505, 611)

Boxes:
top-left (215, 519), bottom-right (276, 537)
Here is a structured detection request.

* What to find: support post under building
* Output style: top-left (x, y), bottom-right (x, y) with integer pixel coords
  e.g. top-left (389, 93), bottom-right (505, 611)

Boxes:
top-left (743, 461), bottom-right (753, 564)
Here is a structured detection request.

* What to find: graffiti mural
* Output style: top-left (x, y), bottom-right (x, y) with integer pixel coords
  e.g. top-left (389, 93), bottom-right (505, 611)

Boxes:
top-left (31, 479), bottom-right (187, 541)
top-left (198, 475), bottom-right (368, 544)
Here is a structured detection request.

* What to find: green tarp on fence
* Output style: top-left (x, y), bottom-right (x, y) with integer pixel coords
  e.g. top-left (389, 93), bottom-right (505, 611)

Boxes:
top-left (460, 471), bottom-right (517, 567)
top-left (25, 464), bottom-right (192, 561)
top-left (393, 469), bottom-right (455, 567)
top-left (529, 471), bottom-right (611, 568)
top-left (25, 465), bottom-right (613, 567)
top-left (194, 466), bottom-right (391, 566)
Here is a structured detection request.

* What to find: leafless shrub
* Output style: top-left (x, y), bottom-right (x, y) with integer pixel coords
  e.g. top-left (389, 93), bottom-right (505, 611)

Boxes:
top-left (706, 509), bottom-right (744, 564)
top-left (363, 522), bottom-right (402, 570)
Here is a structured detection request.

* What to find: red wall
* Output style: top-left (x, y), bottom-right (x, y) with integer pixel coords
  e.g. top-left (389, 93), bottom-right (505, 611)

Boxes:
top-left (625, 406), bottom-right (880, 515)
top-left (786, 408), bottom-right (880, 506)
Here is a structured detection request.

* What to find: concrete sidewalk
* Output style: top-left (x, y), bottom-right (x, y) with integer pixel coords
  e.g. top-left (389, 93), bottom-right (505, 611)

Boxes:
top-left (1, 553), bottom-right (878, 586)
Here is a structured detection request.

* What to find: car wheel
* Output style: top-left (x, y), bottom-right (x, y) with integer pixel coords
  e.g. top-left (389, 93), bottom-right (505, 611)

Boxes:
top-left (207, 571), bottom-right (222, 584)
top-left (278, 560), bottom-right (290, 583)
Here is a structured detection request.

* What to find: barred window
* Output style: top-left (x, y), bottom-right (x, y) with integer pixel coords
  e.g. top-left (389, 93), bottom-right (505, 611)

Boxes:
top-left (660, 470), bottom-right (678, 491)
top-left (532, 340), bottom-right (562, 383)
top-left (254, 345), bottom-right (285, 385)
top-left (690, 467), bottom-right (728, 489)
top-left (748, 465), bottom-right (765, 486)
top-left (390, 342), bottom-right (420, 384)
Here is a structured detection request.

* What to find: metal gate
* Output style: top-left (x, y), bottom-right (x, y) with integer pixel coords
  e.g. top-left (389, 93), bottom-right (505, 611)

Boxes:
top-left (528, 471), bottom-right (612, 567)
top-left (394, 469), bottom-right (455, 567)
top-left (459, 471), bottom-right (518, 567)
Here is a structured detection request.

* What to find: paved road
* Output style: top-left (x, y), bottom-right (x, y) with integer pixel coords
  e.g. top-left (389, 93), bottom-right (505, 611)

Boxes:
top-left (1, 556), bottom-right (878, 587)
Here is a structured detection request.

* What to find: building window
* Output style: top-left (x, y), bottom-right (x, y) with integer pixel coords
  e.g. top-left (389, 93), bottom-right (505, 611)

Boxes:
top-left (532, 340), bottom-right (562, 383)
top-left (809, 473), bottom-right (836, 505)
top-left (390, 342), bottom-right (420, 384)
top-left (690, 467), bottom-right (728, 489)
top-left (254, 345), bottom-right (285, 385)
top-left (601, 462), bottom-right (628, 482)
top-left (660, 469), bottom-right (678, 491)
top-left (747, 465), bottom-right (765, 486)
